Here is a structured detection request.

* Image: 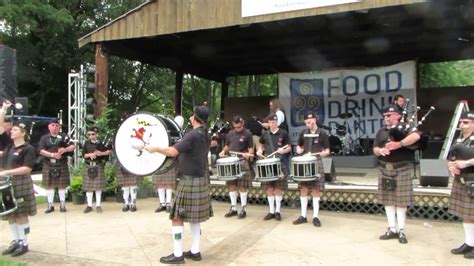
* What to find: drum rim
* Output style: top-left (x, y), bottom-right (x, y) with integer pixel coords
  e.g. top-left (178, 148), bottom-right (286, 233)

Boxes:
top-left (291, 156), bottom-right (317, 162)
top-left (256, 158), bottom-right (281, 163)
top-left (113, 112), bottom-right (182, 176)
top-left (216, 157), bottom-right (241, 163)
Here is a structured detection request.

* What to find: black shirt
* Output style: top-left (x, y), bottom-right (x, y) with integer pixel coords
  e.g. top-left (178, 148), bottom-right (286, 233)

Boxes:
top-left (297, 128), bottom-right (330, 153)
top-left (246, 118), bottom-right (263, 136)
top-left (373, 127), bottom-right (418, 162)
top-left (174, 126), bottom-right (209, 177)
top-left (2, 142), bottom-right (36, 170)
top-left (225, 129), bottom-right (253, 152)
top-left (38, 133), bottom-right (71, 161)
top-left (82, 140), bottom-right (110, 164)
top-left (259, 129), bottom-right (290, 158)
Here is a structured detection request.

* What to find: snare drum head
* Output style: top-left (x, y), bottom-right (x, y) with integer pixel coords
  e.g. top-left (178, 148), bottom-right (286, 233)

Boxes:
top-left (114, 112), bottom-right (179, 176)
top-left (291, 155), bottom-right (317, 162)
top-left (256, 158), bottom-right (280, 165)
top-left (216, 157), bottom-right (240, 164)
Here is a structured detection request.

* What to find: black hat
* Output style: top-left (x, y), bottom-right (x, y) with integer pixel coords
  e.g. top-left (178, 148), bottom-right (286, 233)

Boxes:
top-left (460, 111), bottom-right (474, 120)
top-left (304, 111), bottom-right (317, 120)
top-left (87, 126), bottom-right (99, 133)
top-left (193, 105), bottom-right (209, 123)
top-left (266, 113), bottom-right (278, 121)
top-left (233, 115), bottom-right (243, 123)
top-left (382, 105), bottom-right (402, 115)
top-left (13, 121), bottom-right (30, 132)
top-left (48, 118), bottom-right (60, 125)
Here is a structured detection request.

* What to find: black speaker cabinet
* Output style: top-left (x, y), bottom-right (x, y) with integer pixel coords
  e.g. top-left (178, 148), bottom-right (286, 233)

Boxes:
top-left (419, 159), bottom-right (449, 187)
top-left (0, 45), bottom-right (17, 99)
top-left (14, 97), bottom-right (28, 115)
top-left (322, 157), bottom-right (336, 182)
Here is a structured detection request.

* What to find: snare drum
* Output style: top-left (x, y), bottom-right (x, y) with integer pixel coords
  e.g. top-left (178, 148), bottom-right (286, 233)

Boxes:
top-left (255, 158), bottom-right (283, 182)
top-left (290, 156), bottom-right (320, 182)
top-left (114, 112), bottom-right (183, 176)
top-left (216, 157), bottom-right (243, 181)
top-left (0, 177), bottom-right (17, 216)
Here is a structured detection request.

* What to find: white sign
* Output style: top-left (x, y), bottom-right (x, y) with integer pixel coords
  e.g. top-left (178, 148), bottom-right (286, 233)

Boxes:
top-left (278, 61), bottom-right (417, 144)
top-left (242, 0), bottom-right (361, 17)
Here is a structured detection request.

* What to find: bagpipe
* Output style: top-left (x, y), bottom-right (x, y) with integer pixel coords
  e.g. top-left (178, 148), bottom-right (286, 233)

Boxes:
top-left (57, 110), bottom-right (76, 157)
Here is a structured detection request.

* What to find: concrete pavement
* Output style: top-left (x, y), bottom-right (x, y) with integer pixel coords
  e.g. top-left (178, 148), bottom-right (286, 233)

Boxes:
top-left (0, 197), bottom-right (471, 265)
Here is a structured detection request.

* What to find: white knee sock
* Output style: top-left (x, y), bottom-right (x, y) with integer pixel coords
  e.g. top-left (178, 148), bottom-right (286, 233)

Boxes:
top-left (172, 226), bottom-right (184, 257)
top-left (385, 205), bottom-right (397, 232)
top-left (313, 197), bottom-right (320, 218)
top-left (86, 192), bottom-right (93, 207)
top-left (58, 189), bottom-right (66, 203)
top-left (95, 190), bottom-right (102, 207)
top-left (240, 192), bottom-right (248, 207)
top-left (17, 223), bottom-right (30, 245)
top-left (300, 197), bottom-right (308, 218)
top-left (229, 191), bottom-right (238, 210)
top-left (130, 186), bottom-right (137, 204)
top-left (396, 206), bottom-right (406, 231)
top-left (158, 188), bottom-right (165, 205)
top-left (275, 195), bottom-right (282, 213)
top-left (463, 223), bottom-right (474, 246)
top-left (47, 189), bottom-right (55, 205)
top-left (122, 187), bottom-right (130, 204)
top-left (268, 196), bottom-right (275, 214)
top-left (190, 223), bottom-right (201, 254)
top-left (9, 223), bottom-right (19, 241)
top-left (166, 189), bottom-right (173, 204)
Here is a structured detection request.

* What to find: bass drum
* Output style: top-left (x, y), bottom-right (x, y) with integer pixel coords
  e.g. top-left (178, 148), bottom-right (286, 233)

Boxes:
top-left (114, 112), bottom-right (182, 176)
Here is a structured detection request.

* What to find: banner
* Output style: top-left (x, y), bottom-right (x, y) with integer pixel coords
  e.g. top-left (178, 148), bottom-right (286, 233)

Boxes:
top-left (242, 0), bottom-right (360, 17)
top-left (278, 61), bottom-right (416, 144)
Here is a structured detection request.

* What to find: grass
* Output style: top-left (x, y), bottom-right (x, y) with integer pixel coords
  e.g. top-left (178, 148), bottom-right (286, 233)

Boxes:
top-left (0, 258), bottom-right (27, 265)
top-left (35, 195), bottom-right (47, 205)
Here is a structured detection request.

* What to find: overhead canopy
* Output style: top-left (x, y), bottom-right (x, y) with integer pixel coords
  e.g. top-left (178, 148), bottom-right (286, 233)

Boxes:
top-left (79, 0), bottom-right (474, 82)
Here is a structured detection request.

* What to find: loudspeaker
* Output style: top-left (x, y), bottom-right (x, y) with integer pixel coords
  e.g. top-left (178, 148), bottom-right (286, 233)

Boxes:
top-left (0, 45), bottom-right (18, 99)
top-left (14, 97), bottom-right (28, 115)
top-left (419, 159), bottom-right (449, 187)
top-left (322, 157), bottom-right (336, 182)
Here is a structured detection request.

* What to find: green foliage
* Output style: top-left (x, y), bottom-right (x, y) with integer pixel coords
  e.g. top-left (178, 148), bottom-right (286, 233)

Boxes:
top-left (105, 165), bottom-right (119, 193)
top-left (70, 162), bottom-right (85, 177)
top-left (35, 195), bottom-right (47, 205)
top-left (69, 176), bottom-right (83, 194)
top-left (138, 177), bottom-right (153, 190)
top-left (419, 60), bottom-right (474, 88)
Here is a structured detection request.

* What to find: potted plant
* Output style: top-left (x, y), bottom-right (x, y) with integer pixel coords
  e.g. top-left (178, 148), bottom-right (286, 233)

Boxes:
top-left (69, 176), bottom-right (84, 205)
top-left (137, 177), bottom-right (153, 199)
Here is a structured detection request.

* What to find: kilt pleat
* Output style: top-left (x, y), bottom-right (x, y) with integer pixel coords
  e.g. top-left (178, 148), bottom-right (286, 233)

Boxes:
top-left (152, 167), bottom-right (177, 188)
top-left (116, 169), bottom-right (140, 187)
top-left (42, 162), bottom-right (70, 188)
top-left (297, 157), bottom-right (325, 191)
top-left (377, 164), bottom-right (414, 206)
top-left (169, 177), bottom-right (213, 223)
top-left (226, 160), bottom-right (252, 189)
top-left (2, 175), bottom-right (37, 219)
top-left (83, 166), bottom-right (106, 192)
top-left (448, 176), bottom-right (474, 220)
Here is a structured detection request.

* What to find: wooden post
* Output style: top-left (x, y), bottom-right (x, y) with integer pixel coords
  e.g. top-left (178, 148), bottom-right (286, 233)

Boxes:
top-left (95, 43), bottom-right (109, 118)
top-left (175, 70), bottom-right (183, 115)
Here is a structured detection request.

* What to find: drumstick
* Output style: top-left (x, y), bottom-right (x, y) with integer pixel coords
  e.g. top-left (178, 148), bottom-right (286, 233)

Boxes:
top-left (266, 144), bottom-right (289, 158)
top-left (229, 151), bottom-right (254, 157)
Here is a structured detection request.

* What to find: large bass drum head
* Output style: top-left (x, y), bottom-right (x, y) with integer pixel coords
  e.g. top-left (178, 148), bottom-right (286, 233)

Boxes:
top-left (114, 112), bottom-right (170, 176)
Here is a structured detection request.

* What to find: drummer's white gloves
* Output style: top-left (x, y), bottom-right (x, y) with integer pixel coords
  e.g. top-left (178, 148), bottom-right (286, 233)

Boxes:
top-left (256, 150), bottom-right (263, 157)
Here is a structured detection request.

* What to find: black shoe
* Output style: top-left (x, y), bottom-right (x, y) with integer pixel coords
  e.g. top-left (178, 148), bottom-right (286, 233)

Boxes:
top-left (166, 204), bottom-right (171, 213)
top-left (312, 217), bottom-right (321, 227)
top-left (398, 230), bottom-right (408, 244)
top-left (155, 205), bottom-right (166, 213)
top-left (83, 206), bottom-right (93, 214)
top-left (45, 205), bottom-right (55, 214)
top-left (275, 212), bottom-right (281, 221)
top-left (60, 205), bottom-right (67, 212)
top-left (292, 216), bottom-right (307, 225)
top-left (379, 229), bottom-right (399, 240)
top-left (11, 243), bottom-right (28, 257)
top-left (122, 205), bottom-right (130, 212)
top-left (224, 207), bottom-right (238, 218)
top-left (96, 206), bottom-right (103, 213)
top-left (159, 253), bottom-right (185, 264)
top-left (263, 213), bottom-right (275, 221)
top-left (238, 209), bottom-right (247, 219)
top-left (130, 205), bottom-right (137, 212)
top-left (452, 243), bottom-right (473, 255)
top-left (464, 249), bottom-right (474, 259)
top-left (2, 240), bottom-right (20, 255)
top-left (183, 250), bottom-right (202, 261)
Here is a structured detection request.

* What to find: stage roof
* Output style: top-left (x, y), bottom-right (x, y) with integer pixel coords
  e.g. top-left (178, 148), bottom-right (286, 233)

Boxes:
top-left (79, 0), bottom-right (474, 82)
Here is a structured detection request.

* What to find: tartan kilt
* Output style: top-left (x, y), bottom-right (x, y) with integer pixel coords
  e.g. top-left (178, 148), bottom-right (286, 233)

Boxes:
top-left (83, 165), bottom-right (106, 192)
top-left (152, 167), bottom-right (177, 188)
top-left (448, 176), bottom-right (474, 220)
top-left (116, 168), bottom-right (140, 187)
top-left (42, 161), bottom-right (70, 188)
top-left (263, 163), bottom-right (289, 192)
top-left (226, 160), bottom-right (252, 189)
top-left (377, 164), bottom-right (414, 207)
top-left (297, 157), bottom-right (325, 191)
top-left (2, 175), bottom-right (37, 220)
top-left (170, 177), bottom-right (213, 223)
